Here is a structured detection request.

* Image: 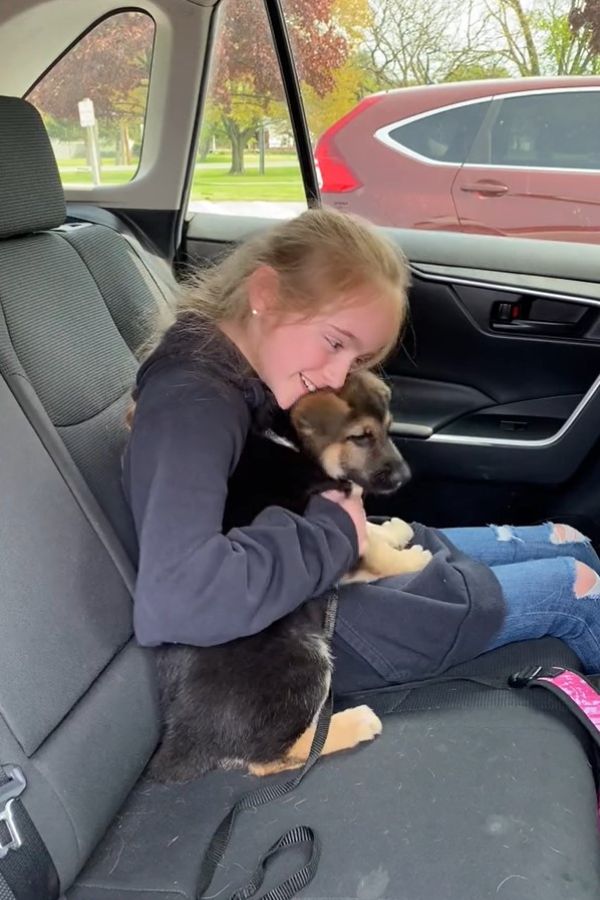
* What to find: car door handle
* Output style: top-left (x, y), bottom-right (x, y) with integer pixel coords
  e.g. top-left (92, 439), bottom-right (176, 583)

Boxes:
top-left (460, 181), bottom-right (509, 196)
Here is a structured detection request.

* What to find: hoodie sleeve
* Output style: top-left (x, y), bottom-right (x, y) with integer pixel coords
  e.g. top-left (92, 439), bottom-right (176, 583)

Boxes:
top-left (122, 364), bottom-right (358, 647)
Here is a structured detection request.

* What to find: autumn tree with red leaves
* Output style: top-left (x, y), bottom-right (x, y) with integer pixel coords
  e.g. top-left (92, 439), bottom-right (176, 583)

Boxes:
top-left (208, 0), bottom-right (354, 172)
top-left (570, 0), bottom-right (600, 53)
top-left (29, 11), bottom-right (153, 164)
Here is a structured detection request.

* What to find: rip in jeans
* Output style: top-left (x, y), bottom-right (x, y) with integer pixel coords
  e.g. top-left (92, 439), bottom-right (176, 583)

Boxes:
top-left (491, 525), bottom-right (524, 543)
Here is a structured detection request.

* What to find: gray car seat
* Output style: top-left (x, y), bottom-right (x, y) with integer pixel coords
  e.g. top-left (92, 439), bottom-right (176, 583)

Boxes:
top-left (0, 96), bottom-right (598, 900)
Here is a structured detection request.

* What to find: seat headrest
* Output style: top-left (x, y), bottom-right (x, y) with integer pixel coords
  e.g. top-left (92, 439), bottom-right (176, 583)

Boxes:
top-left (0, 96), bottom-right (66, 240)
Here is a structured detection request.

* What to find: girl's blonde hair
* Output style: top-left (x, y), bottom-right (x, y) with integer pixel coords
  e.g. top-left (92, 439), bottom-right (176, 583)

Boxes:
top-left (175, 207), bottom-right (409, 371)
top-left (145, 208), bottom-right (409, 379)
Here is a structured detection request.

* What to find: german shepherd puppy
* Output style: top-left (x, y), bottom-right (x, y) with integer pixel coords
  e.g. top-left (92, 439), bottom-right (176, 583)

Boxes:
top-left (148, 371), bottom-right (431, 782)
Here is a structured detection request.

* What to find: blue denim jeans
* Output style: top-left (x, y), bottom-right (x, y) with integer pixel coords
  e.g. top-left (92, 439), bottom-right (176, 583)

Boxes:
top-left (441, 523), bottom-right (600, 672)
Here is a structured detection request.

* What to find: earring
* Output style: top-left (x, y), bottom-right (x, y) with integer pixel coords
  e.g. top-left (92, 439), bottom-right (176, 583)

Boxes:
top-left (251, 309), bottom-right (258, 316)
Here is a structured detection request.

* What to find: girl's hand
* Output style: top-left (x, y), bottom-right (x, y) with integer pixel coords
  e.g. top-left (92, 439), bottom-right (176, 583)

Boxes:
top-left (320, 486), bottom-right (367, 556)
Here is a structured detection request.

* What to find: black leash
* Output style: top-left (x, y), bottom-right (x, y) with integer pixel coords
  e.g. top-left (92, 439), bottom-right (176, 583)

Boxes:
top-left (195, 588), bottom-right (339, 900)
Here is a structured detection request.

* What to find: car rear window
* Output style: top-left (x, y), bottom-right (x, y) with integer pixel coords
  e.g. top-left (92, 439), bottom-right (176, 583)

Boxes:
top-left (386, 100), bottom-right (491, 163)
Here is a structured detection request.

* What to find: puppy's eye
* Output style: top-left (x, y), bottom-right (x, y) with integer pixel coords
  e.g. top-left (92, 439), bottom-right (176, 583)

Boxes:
top-left (347, 432), bottom-right (374, 446)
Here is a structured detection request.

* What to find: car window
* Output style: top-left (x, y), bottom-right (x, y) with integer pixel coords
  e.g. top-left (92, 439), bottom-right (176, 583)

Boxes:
top-left (384, 101), bottom-right (490, 163)
top-left (187, 0), bottom-right (305, 219)
top-left (27, 11), bottom-right (154, 188)
top-left (192, 0), bottom-right (600, 245)
top-left (471, 90), bottom-right (600, 170)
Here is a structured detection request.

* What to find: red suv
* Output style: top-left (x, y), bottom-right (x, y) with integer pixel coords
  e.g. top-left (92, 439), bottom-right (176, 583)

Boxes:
top-left (315, 77), bottom-right (600, 243)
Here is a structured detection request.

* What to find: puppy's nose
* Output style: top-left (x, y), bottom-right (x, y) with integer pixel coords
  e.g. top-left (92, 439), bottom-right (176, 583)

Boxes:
top-left (389, 459), bottom-right (411, 486)
top-left (374, 458), bottom-right (411, 491)
top-left (397, 459), bottom-right (412, 486)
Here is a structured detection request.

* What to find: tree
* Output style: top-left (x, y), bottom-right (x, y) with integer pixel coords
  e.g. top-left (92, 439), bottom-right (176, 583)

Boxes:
top-left (570, 0), bottom-right (600, 54)
top-left (207, 0), bottom-right (361, 173)
top-left (443, 62), bottom-right (512, 81)
top-left (537, 1), bottom-right (600, 74)
top-left (481, 0), bottom-right (541, 75)
top-left (477, 0), bottom-right (600, 77)
top-left (363, 0), bottom-right (600, 90)
top-left (29, 11), bottom-right (153, 164)
top-left (301, 57), bottom-right (376, 141)
top-left (363, 0), bottom-right (499, 88)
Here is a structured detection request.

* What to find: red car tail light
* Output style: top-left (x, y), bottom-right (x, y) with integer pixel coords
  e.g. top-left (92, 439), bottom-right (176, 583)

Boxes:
top-left (314, 95), bottom-right (383, 193)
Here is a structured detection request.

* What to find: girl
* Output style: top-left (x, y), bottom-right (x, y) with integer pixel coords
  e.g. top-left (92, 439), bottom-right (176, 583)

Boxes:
top-left (122, 207), bottom-right (600, 695)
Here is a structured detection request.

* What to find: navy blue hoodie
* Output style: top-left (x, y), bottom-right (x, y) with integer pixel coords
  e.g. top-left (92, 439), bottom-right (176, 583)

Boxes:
top-left (122, 317), bottom-right (505, 678)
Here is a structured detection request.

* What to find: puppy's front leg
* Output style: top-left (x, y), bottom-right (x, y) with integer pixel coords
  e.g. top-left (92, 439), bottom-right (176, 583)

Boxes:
top-left (343, 528), bottom-right (432, 584)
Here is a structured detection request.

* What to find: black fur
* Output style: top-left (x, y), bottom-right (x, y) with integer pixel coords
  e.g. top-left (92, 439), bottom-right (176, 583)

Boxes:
top-left (223, 408), bottom-right (350, 529)
top-left (149, 599), bottom-right (328, 781)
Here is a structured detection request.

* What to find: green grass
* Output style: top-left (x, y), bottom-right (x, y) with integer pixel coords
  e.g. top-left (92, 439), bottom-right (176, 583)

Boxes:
top-left (59, 168), bottom-right (135, 187)
top-left (190, 164), bottom-right (304, 201)
top-left (57, 158), bottom-right (305, 201)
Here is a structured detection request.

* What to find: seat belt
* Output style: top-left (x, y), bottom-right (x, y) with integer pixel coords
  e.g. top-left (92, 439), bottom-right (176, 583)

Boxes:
top-left (0, 766), bottom-right (59, 900)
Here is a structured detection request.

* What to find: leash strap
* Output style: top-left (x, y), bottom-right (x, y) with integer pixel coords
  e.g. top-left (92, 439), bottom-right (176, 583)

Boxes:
top-left (509, 665), bottom-right (600, 751)
top-left (195, 588), bottom-right (339, 900)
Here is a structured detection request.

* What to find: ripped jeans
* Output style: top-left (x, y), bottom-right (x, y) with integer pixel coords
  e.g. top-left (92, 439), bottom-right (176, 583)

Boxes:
top-left (441, 523), bottom-right (600, 672)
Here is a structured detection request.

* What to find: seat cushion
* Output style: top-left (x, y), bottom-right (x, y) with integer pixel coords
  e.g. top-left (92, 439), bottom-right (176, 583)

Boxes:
top-left (69, 639), bottom-right (600, 900)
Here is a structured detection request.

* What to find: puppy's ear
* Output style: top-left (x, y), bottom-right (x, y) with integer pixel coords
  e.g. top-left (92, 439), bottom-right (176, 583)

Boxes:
top-left (290, 391), bottom-right (350, 441)
top-left (362, 371), bottom-right (392, 404)
top-left (341, 371), bottom-right (392, 417)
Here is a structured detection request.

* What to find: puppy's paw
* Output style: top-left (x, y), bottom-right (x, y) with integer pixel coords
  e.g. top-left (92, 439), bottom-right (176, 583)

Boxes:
top-left (379, 517), bottom-right (414, 548)
top-left (399, 545), bottom-right (433, 572)
top-left (340, 705), bottom-right (383, 744)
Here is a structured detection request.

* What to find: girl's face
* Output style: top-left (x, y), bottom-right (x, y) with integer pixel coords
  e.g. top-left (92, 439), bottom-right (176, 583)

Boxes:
top-left (245, 267), bottom-right (401, 409)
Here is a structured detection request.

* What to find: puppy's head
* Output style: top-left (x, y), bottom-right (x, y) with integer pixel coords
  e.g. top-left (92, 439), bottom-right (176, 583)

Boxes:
top-left (290, 371), bottom-right (410, 494)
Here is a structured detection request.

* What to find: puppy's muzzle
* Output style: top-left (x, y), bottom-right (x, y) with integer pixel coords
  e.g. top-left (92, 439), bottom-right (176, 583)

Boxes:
top-left (370, 456), bottom-right (411, 494)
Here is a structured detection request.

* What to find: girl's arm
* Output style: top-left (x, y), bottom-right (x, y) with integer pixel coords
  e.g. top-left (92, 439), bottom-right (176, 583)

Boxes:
top-left (123, 365), bottom-right (358, 647)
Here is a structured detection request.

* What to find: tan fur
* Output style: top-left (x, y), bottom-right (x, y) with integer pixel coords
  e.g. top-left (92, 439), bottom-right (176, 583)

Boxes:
top-left (344, 519), bottom-right (432, 583)
top-left (248, 705), bottom-right (382, 776)
top-left (320, 444), bottom-right (344, 479)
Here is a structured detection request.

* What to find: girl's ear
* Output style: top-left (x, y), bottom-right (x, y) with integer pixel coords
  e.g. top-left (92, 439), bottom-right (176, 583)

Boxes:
top-left (247, 265), bottom-right (280, 316)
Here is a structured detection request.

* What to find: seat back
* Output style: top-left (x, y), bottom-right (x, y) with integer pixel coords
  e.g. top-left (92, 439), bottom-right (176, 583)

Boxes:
top-left (0, 96), bottom-right (176, 892)
top-left (0, 96), bottom-right (174, 558)
top-left (0, 372), bottom-right (159, 891)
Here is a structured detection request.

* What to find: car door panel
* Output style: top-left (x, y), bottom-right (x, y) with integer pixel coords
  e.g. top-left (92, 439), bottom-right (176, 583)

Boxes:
top-left (452, 90), bottom-right (600, 242)
top-left (386, 274), bottom-right (600, 484)
top-left (453, 166), bottom-right (600, 242)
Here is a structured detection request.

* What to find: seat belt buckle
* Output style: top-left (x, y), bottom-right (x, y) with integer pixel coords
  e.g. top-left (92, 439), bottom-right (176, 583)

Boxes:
top-left (508, 665), bottom-right (563, 687)
top-left (0, 765), bottom-right (26, 858)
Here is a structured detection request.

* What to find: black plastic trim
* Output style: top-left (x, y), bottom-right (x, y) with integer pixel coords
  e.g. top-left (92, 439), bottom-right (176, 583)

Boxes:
top-left (264, 0), bottom-right (319, 208)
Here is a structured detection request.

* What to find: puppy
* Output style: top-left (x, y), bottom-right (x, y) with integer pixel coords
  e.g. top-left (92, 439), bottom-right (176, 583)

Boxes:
top-left (148, 372), bottom-right (431, 782)
top-left (222, 370), bottom-right (432, 582)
